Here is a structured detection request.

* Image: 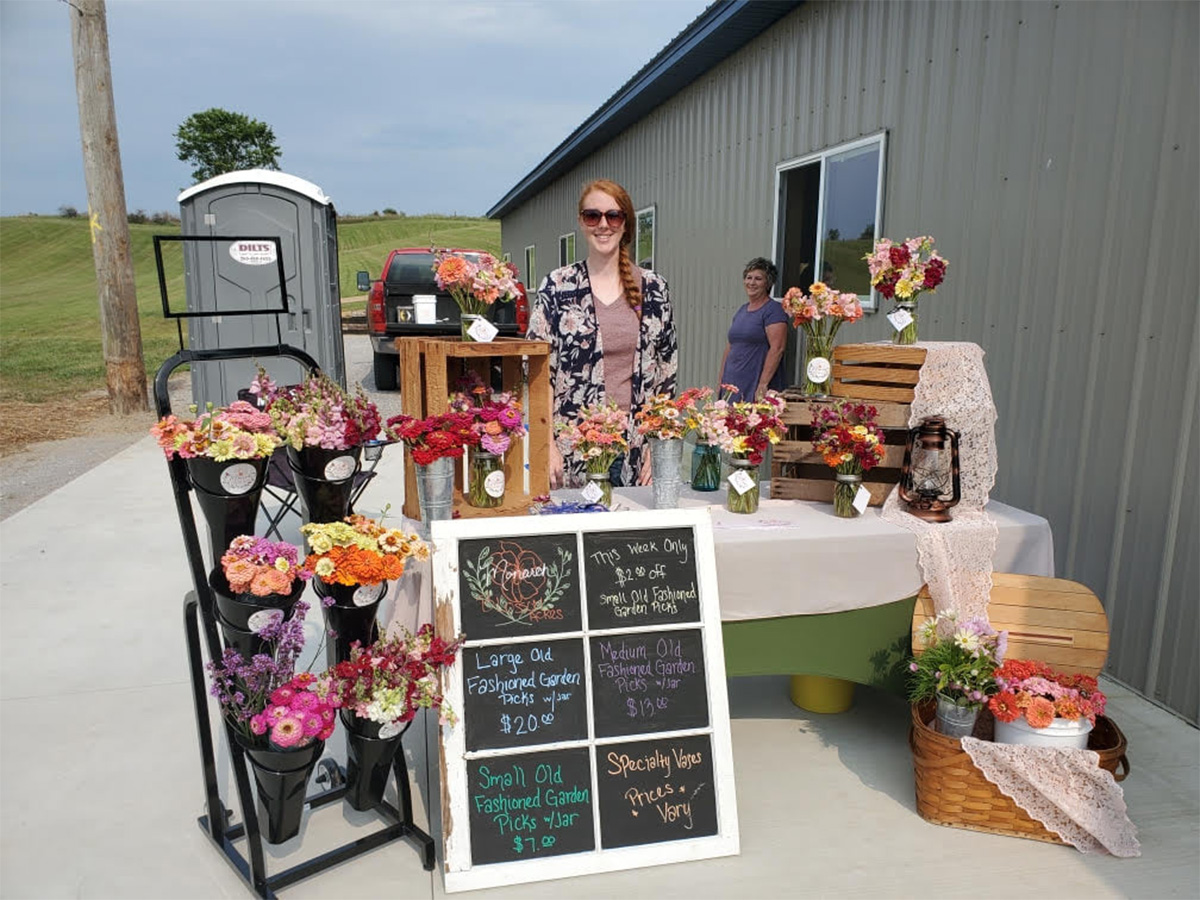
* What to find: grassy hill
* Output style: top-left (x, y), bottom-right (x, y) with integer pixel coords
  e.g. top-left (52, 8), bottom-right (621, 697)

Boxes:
top-left (0, 214), bottom-right (500, 403)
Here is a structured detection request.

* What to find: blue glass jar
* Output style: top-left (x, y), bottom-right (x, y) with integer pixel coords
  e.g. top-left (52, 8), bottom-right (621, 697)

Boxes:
top-left (691, 443), bottom-right (721, 492)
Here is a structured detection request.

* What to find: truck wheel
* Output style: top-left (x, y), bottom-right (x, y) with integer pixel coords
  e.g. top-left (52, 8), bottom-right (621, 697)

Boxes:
top-left (373, 352), bottom-right (398, 391)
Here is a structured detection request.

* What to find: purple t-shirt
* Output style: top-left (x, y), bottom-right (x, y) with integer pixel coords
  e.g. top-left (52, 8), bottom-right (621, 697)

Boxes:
top-left (720, 300), bottom-right (789, 401)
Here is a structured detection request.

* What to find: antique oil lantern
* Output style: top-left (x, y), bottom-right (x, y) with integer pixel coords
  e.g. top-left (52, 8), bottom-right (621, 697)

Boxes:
top-left (898, 416), bottom-right (961, 522)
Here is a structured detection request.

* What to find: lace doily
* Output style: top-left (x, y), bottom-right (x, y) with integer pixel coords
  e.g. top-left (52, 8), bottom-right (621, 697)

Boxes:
top-left (961, 738), bottom-right (1141, 857)
top-left (880, 342), bottom-right (999, 621)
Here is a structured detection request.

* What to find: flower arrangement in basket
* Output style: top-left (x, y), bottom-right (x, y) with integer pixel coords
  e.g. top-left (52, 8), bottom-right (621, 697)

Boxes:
top-left (909, 609), bottom-right (1007, 737)
top-left (720, 392), bottom-right (785, 514)
top-left (810, 400), bottom-right (888, 518)
top-left (448, 380), bottom-right (526, 508)
top-left (221, 535), bottom-right (312, 600)
top-left (781, 282), bottom-right (864, 396)
top-left (989, 660), bottom-right (1108, 747)
top-left (556, 400), bottom-right (629, 507)
top-left (864, 236), bottom-right (947, 345)
top-left (151, 400), bottom-right (279, 461)
top-left (385, 411), bottom-right (480, 466)
top-left (259, 368), bottom-right (382, 452)
top-left (433, 249), bottom-right (522, 340)
top-left (301, 514), bottom-right (428, 595)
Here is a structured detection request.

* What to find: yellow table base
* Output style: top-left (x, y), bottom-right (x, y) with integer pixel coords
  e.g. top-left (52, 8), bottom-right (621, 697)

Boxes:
top-left (790, 674), bottom-right (856, 714)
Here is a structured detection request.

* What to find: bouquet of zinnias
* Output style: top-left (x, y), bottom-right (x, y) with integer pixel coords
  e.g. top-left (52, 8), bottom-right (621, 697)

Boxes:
top-left (723, 392), bottom-right (786, 466)
top-left (221, 535), bottom-right (312, 597)
top-left (864, 236), bottom-right (947, 302)
top-left (989, 659), bottom-right (1107, 728)
top-left (330, 625), bottom-right (465, 728)
top-left (556, 400), bottom-right (629, 474)
top-left (433, 249), bottom-right (521, 317)
top-left (259, 369), bottom-right (382, 451)
top-left (448, 383), bottom-right (526, 456)
top-left (781, 281), bottom-right (864, 332)
top-left (385, 411), bottom-right (480, 465)
top-left (908, 610), bottom-right (1007, 710)
top-left (634, 388), bottom-right (711, 441)
top-left (810, 401), bottom-right (887, 473)
top-left (301, 515), bottom-right (428, 588)
top-left (151, 400), bottom-right (279, 460)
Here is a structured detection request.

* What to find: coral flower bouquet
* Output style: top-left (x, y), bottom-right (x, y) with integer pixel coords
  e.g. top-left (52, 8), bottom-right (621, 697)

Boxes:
top-left (989, 659), bottom-right (1107, 736)
top-left (433, 249), bottom-right (521, 338)
top-left (218, 535), bottom-right (312, 604)
top-left (261, 369), bottom-right (382, 452)
top-left (864, 235), bottom-right (947, 344)
top-left (810, 400), bottom-right (888, 517)
top-left (556, 400), bottom-right (629, 506)
top-left (151, 400), bottom-right (279, 462)
top-left (634, 388), bottom-right (712, 441)
top-left (781, 282), bottom-right (864, 396)
top-left (448, 382), bottom-right (526, 507)
top-left (301, 515), bottom-right (428, 596)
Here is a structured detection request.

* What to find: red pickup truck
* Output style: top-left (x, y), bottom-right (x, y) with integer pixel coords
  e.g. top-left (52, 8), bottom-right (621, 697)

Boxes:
top-left (356, 248), bottom-right (529, 390)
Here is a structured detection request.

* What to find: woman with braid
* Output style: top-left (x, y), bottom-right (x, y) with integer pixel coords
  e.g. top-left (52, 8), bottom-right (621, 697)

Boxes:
top-left (527, 179), bottom-right (678, 489)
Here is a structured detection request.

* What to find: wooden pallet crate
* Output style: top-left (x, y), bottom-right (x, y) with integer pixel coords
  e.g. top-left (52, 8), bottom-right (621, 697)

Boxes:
top-left (830, 343), bottom-right (927, 403)
top-left (396, 336), bottom-right (551, 521)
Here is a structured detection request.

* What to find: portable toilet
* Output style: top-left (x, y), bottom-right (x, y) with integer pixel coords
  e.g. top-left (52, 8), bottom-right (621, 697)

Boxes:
top-left (177, 169), bottom-right (345, 405)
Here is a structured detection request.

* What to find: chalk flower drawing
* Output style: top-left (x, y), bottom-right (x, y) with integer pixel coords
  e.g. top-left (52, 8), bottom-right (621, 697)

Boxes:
top-left (464, 541), bottom-right (572, 626)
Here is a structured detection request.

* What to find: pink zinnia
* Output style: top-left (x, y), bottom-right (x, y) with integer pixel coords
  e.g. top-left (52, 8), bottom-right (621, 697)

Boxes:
top-left (270, 717), bottom-right (304, 748)
top-left (290, 691), bottom-right (319, 713)
top-left (269, 686), bottom-right (295, 706)
top-left (319, 725), bottom-right (335, 740)
top-left (266, 705), bottom-right (290, 723)
top-left (249, 714), bottom-right (268, 736)
top-left (302, 713), bottom-right (324, 737)
top-left (250, 567), bottom-right (291, 597)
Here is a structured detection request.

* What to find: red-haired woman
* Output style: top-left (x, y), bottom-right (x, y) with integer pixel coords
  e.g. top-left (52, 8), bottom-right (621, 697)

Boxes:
top-left (527, 179), bottom-right (677, 489)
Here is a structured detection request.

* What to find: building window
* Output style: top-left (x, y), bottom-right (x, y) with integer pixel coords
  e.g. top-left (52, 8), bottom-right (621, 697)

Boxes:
top-left (501, 252), bottom-right (511, 263)
top-left (635, 205), bottom-right (655, 270)
top-left (524, 245), bottom-right (536, 290)
top-left (558, 232), bottom-right (575, 267)
top-left (774, 133), bottom-right (885, 312)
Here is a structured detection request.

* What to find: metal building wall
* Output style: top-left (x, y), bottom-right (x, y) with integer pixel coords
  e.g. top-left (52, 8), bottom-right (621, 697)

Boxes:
top-left (500, 0), bottom-right (1199, 722)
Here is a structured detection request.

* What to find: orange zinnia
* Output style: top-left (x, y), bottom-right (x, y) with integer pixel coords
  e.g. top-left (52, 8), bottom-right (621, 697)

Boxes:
top-left (1024, 696), bottom-right (1056, 729)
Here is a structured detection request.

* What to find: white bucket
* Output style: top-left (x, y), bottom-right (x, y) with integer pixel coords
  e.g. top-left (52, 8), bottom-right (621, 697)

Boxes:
top-left (413, 294), bottom-right (437, 324)
top-left (994, 715), bottom-right (1093, 749)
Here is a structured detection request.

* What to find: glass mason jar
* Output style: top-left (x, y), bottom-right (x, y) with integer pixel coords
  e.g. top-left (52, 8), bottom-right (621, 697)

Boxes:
top-left (691, 442), bottom-right (722, 492)
top-left (584, 467), bottom-right (613, 508)
top-left (802, 332), bottom-right (835, 397)
top-left (834, 471), bottom-right (864, 518)
top-left (467, 448), bottom-right (504, 508)
top-left (725, 457), bottom-right (760, 514)
top-left (461, 313), bottom-right (482, 341)
top-left (892, 301), bottom-right (918, 345)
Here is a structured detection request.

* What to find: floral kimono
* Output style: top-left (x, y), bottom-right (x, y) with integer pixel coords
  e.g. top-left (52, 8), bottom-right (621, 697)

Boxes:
top-left (528, 261), bottom-right (678, 486)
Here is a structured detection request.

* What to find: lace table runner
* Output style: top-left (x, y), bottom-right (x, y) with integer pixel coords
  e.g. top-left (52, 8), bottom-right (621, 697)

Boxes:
top-left (879, 341), bottom-right (999, 621)
top-left (961, 737), bottom-right (1141, 856)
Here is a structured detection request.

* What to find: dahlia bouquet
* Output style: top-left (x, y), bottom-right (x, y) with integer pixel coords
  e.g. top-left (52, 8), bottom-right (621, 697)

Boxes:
top-left (908, 609), bottom-right (1007, 711)
top-left (864, 235), bottom-right (947, 344)
top-left (259, 369), bottom-right (382, 451)
top-left (433, 249), bottom-right (522, 318)
top-left (385, 410), bottom-right (480, 465)
top-left (151, 400), bottom-right (279, 460)
top-left (301, 515), bottom-right (428, 588)
top-left (810, 401), bottom-right (887, 516)
top-left (781, 281), bottom-right (864, 396)
top-left (329, 625), bottom-right (465, 729)
top-left (221, 535), bottom-right (312, 598)
top-left (989, 659), bottom-right (1107, 728)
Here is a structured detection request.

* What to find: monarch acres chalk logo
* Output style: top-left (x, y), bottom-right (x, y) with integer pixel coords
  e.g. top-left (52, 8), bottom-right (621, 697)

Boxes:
top-left (228, 241), bottom-right (278, 266)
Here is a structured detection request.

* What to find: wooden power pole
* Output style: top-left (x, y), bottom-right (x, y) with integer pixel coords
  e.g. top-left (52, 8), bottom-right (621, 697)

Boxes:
top-left (69, 0), bottom-right (148, 415)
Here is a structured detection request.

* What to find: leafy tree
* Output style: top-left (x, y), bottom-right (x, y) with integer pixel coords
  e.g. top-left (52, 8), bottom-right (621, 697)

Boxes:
top-left (59, 205), bottom-right (79, 218)
top-left (175, 108), bottom-right (282, 183)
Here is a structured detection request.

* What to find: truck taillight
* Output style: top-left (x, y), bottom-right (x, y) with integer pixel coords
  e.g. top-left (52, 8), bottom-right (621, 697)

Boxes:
top-left (367, 281), bottom-right (385, 333)
top-left (515, 285), bottom-right (530, 334)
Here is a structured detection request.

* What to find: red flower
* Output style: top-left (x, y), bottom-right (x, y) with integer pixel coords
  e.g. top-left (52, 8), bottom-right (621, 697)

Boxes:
top-left (888, 245), bottom-right (911, 267)
top-left (989, 691), bottom-right (1021, 723)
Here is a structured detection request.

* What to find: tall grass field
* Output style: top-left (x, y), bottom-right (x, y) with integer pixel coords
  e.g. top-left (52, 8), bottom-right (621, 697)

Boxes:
top-left (0, 215), bottom-right (500, 403)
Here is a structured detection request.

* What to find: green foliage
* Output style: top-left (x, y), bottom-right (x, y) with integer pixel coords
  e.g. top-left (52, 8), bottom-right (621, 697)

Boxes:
top-left (907, 613), bottom-right (1005, 707)
top-left (175, 108), bottom-right (282, 183)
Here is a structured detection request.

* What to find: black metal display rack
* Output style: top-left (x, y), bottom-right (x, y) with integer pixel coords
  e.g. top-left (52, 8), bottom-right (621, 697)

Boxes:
top-left (153, 237), bottom-right (434, 898)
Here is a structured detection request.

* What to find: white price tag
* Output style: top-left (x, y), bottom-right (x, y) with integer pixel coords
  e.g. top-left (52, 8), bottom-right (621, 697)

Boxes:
top-left (247, 608), bottom-right (284, 634)
top-left (887, 307), bottom-right (914, 332)
top-left (805, 356), bottom-right (831, 384)
top-left (219, 462), bottom-right (258, 495)
top-left (484, 469), bottom-right (505, 498)
top-left (377, 720), bottom-right (403, 740)
top-left (353, 583), bottom-right (385, 607)
top-left (324, 455), bottom-right (356, 481)
top-left (852, 485), bottom-right (871, 514)
top-left (728, 469), bottom-right (756, 495)
top-left (581, 481), bottom-right (604, 504)
top-left (467, 317), bottom-right (499, 343)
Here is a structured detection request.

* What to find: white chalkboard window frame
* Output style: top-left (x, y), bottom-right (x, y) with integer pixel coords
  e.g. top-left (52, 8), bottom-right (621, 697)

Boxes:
top-left (432, 507), bottom-right (740, 893)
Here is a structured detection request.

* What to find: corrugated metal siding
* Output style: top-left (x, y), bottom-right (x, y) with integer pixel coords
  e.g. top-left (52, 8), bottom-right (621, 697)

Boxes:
top-left (500, 0), bottom-right (1199, 722)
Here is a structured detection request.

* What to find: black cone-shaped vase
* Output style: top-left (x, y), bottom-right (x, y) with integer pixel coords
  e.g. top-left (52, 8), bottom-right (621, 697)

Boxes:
top-left (233, 734), bottom-right (324, 844)
top-left (313, 577), bottom-right (384, 667)
top-left (286, 445), bottom-right (361, 525)
top-left (209, 569), bottom-right (307, 660)
top-left (187, 456), bottom-right (269, 564)
top-left (340, 711), bottom-right (411, 811)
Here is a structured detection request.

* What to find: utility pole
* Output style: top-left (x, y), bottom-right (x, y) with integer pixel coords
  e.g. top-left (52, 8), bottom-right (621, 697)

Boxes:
top-left (69, 0), bottom-right (148, 414)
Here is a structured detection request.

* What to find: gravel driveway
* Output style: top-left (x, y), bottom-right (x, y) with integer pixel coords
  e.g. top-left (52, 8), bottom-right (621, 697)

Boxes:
top-left (0, 335), bottom-right (401, 519)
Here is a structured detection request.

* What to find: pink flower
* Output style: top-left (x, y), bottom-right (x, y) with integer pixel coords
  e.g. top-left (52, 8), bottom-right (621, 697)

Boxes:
top-left (290, 691), bottom-right (320, 713)
top-left (270, 717), bottom-right (304, 748)
top-left (269, 686), bottom-right (295, 706)
top-left (249, 714), bottom-right (268, 736)
top-left (302, 713), bottom-right (324, 737)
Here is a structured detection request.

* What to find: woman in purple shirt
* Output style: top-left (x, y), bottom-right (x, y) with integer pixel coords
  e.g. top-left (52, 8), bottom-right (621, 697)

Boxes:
top-left (718, 258), bottom-right (789, 400)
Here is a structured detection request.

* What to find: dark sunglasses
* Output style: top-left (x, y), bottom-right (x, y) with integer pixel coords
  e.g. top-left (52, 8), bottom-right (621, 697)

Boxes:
top-left (580, 208), bottom-right (626, 227)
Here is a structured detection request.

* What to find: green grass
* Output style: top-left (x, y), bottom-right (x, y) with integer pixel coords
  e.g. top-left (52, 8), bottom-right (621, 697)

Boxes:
top-left (0, 214), bottom-right (499, 403)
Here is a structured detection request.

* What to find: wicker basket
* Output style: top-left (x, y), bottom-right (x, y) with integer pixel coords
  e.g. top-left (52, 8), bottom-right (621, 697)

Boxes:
top-left (909, 701), bottom-right (1129, 843)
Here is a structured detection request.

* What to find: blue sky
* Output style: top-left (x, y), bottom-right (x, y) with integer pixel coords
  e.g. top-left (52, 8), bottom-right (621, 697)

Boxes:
top-left (0, 0), bottom-right (710, 217)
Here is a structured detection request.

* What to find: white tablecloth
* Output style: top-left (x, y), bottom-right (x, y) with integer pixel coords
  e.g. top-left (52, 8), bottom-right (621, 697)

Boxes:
top-left (384, 487), bottom-right (1055, 630)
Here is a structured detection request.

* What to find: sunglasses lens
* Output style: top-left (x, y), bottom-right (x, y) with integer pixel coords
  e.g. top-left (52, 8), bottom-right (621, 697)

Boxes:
top-left (604, 210), bottom-right (626, 225)
top-left (581, 209), bottom-right (602, 226)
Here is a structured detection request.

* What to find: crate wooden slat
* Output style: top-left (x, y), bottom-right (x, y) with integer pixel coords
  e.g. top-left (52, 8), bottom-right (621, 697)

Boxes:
top-left (396, 336), bottom-right (551, 521)
top-left (830, 343), bottom-right (927, 403)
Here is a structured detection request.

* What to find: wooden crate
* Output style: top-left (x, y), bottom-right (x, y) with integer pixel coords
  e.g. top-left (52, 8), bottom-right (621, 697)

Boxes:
top-left (396, 336), bottom-right (551, 521)
top-left (769, 394), bottom-right (911, 506)
top-left (830, 343), bottom-right (927, 403)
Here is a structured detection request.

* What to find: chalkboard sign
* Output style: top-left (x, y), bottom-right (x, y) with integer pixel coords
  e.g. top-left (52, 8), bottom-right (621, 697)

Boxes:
top-left (584, 527), bottom-right (700, 628)
top-left (462, 638), bottom-right (588, 751)
top-left (434, 509), bottom-right (739, 893)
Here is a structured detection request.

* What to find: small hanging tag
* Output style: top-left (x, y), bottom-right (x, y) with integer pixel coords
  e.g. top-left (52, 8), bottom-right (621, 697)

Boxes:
top-left (324, 455), bottom-right (356, 481)
top-left (353, 583), bottom-right (384, 607)
top-left (219, 462), bottom-right (258, 495)
top-left (805, 356), bottom-right (831, 384)
top-left (484, 469), bottom-right (506, 498)
top-left (247, 608), bottom-right (284, 634)
top-left (852, 485), bottom-right (871, 514)
top-left (377, 720), bottom-right (403, 740)
top-left (467, 317), bottom-right (499, 342)
top-left (581, 481), bottom-right (604, 504)
top-left (728, 469), bottom-right (756, 495)
top-left (887, 307), bottom-right (914, 332)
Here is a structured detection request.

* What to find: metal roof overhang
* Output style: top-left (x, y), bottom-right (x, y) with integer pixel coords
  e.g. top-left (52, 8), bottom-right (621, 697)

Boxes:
top-left (486, 0), bottom-right (803, 219)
